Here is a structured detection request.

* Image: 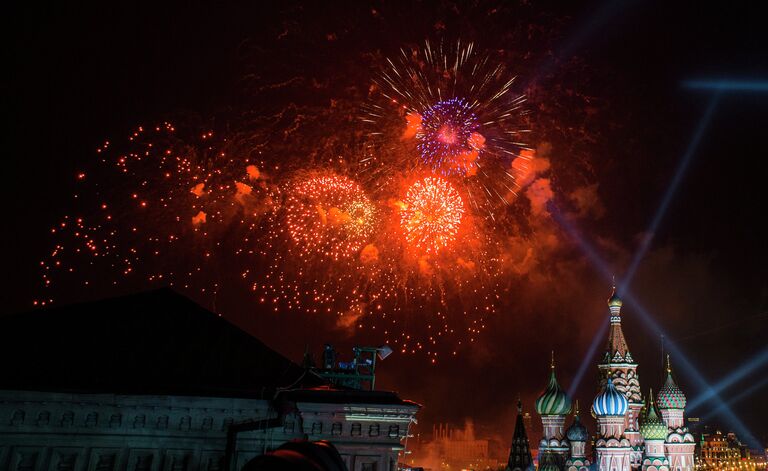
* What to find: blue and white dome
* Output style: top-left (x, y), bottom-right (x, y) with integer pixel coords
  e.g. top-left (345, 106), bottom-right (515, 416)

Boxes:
top-left (593, 377), bottom-right (628, 416)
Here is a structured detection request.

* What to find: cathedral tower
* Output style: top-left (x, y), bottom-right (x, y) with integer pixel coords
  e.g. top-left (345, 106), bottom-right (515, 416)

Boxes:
top-left (565, 401), bottom-right (590, 471)
top-left (535, 353), bottom-right (572, 465)
top-left (657, 357), bottom-right (695, 471)
top-left (593, 376), bottom-right (633, 471)
top-left (639, 389), bottom-right (670, 471)
top-left (506, 398), bottom-right (534, 471)
top-left (599, 286), bottom-right (644, 467)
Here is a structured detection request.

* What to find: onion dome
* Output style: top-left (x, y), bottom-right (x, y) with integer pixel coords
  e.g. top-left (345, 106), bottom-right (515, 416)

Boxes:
top-left (607, 285), bottom-right (623, 308)
top-left (657, 356), bottom-right (686, 410)
top-left (593, 376), bottom-right (628, 416)
top-left (535, 353), bottom-right (573, 416)
top-left (566, 401), bottom-right (589, 442)
top-left (538, 452), bottom-right (561, 471)
top-left (640, 389), bottom-right (668, 441)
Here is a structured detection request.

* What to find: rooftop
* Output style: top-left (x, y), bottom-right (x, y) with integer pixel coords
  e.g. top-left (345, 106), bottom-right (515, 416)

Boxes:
top-left (0, 288), bottom-right (324, 399)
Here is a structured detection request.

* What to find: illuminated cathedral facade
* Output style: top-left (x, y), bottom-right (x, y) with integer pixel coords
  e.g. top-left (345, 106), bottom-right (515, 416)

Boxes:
top-left (508, 288), bottom-right (695, 471)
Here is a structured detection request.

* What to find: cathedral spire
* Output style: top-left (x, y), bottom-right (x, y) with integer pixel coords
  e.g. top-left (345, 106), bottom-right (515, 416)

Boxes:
top-left (506, 398), bottom-right (534, 471)
top-left (603, 284), bottom-right (633, 365)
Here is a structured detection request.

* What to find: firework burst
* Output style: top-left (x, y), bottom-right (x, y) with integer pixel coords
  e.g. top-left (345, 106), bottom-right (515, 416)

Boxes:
top-left (416, 97), bottom-right (483, 176)
top-left (400, 177), bottom-right (465, 253)
top-left (285, 174), bottom-right (376, 260)
top-left (361, 40), bottom-right (531, 217)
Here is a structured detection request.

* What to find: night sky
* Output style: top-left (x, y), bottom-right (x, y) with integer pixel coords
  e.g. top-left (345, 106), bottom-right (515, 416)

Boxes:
top-left (4, 0), bottom-right (768, 450)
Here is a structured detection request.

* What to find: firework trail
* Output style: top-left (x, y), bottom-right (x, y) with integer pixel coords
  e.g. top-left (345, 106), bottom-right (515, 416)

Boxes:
top-left (37, 124), bottom-right (280, 305)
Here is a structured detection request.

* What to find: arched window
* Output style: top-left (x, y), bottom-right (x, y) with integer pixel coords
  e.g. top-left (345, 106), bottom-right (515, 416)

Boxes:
top-left (85, 412), bottom-right (98, 427)
top-left (179, 415), bottom-right (192, 431)
top-left (36, 411), bottom-right (50, 426)
top-left (201, 417), bottom-right (213, 431)
top-left (133, 414), bottom-right (146, 429)
top-left (10, 410), bottom-right (25, 426)
top-left (157, 415), bottom-right (169, 429)
top-left (60, 411), bottom-right (74, 427)
top-left (109, 413), bottom-right (122, 428)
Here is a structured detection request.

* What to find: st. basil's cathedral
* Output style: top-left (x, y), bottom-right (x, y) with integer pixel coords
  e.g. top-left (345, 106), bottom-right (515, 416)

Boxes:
top-left (506, 287), bottom-right (696, 471)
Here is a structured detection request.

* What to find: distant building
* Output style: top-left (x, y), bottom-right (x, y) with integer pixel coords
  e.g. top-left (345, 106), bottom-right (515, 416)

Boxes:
top-left (408, 422), bottom-right (504, 470)
top-left (695, 430), bottom-right (767, 471)
top-left (0, 289), bottom-right (419, 471)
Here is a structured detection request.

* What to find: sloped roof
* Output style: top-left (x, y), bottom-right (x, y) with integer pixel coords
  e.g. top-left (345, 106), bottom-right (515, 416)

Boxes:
top-left (0, 288), bottom-right (325, 398)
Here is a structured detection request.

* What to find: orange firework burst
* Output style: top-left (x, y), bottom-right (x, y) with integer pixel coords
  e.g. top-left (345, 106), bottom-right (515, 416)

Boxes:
top-left (285, 175), bottom-right (375, 260)
top-left (400, 177), bottom-right (464, 253)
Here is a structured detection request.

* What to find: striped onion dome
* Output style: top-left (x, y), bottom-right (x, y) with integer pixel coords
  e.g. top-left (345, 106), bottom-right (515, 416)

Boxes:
top-left (538, 453), bottom-right (561, 471)
top-left (535, 363), bottom-right (573, 416)
top-left (657, 357), bottom-right (686, 410)
top-left (640, 390), bottom-right (668, 441)
top-left (539, 461), bottom-right (559, 471)
top-left (566, 411), bottom-right (589, 442)
top-left (593, 376), bottom-right (628, 416)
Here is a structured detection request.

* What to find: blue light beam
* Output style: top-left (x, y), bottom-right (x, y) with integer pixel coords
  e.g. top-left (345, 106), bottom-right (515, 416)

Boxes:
top-left (620, 94), bottom-right (721, 290)
top-left (700, 375), bottom-right (768, 424)
top-left (688, 345), bottom-right (768, 412)
top-left (684, 79), bottom-right (768, 93)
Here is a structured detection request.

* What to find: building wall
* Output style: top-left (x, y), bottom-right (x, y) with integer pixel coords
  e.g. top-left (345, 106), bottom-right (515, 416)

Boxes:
top-left (0, 390), bottom-right (417, 471)
top-left (291, 401), bottom-right (417, 471)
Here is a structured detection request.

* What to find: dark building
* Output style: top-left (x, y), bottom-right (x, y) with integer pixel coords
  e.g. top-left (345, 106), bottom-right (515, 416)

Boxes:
top-left (0, 288), bottom-right (419, 471)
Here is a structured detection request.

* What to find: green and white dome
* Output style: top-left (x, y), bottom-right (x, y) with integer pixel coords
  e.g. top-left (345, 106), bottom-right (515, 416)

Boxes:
top-left (535, 358), bottom-right (573, 416)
